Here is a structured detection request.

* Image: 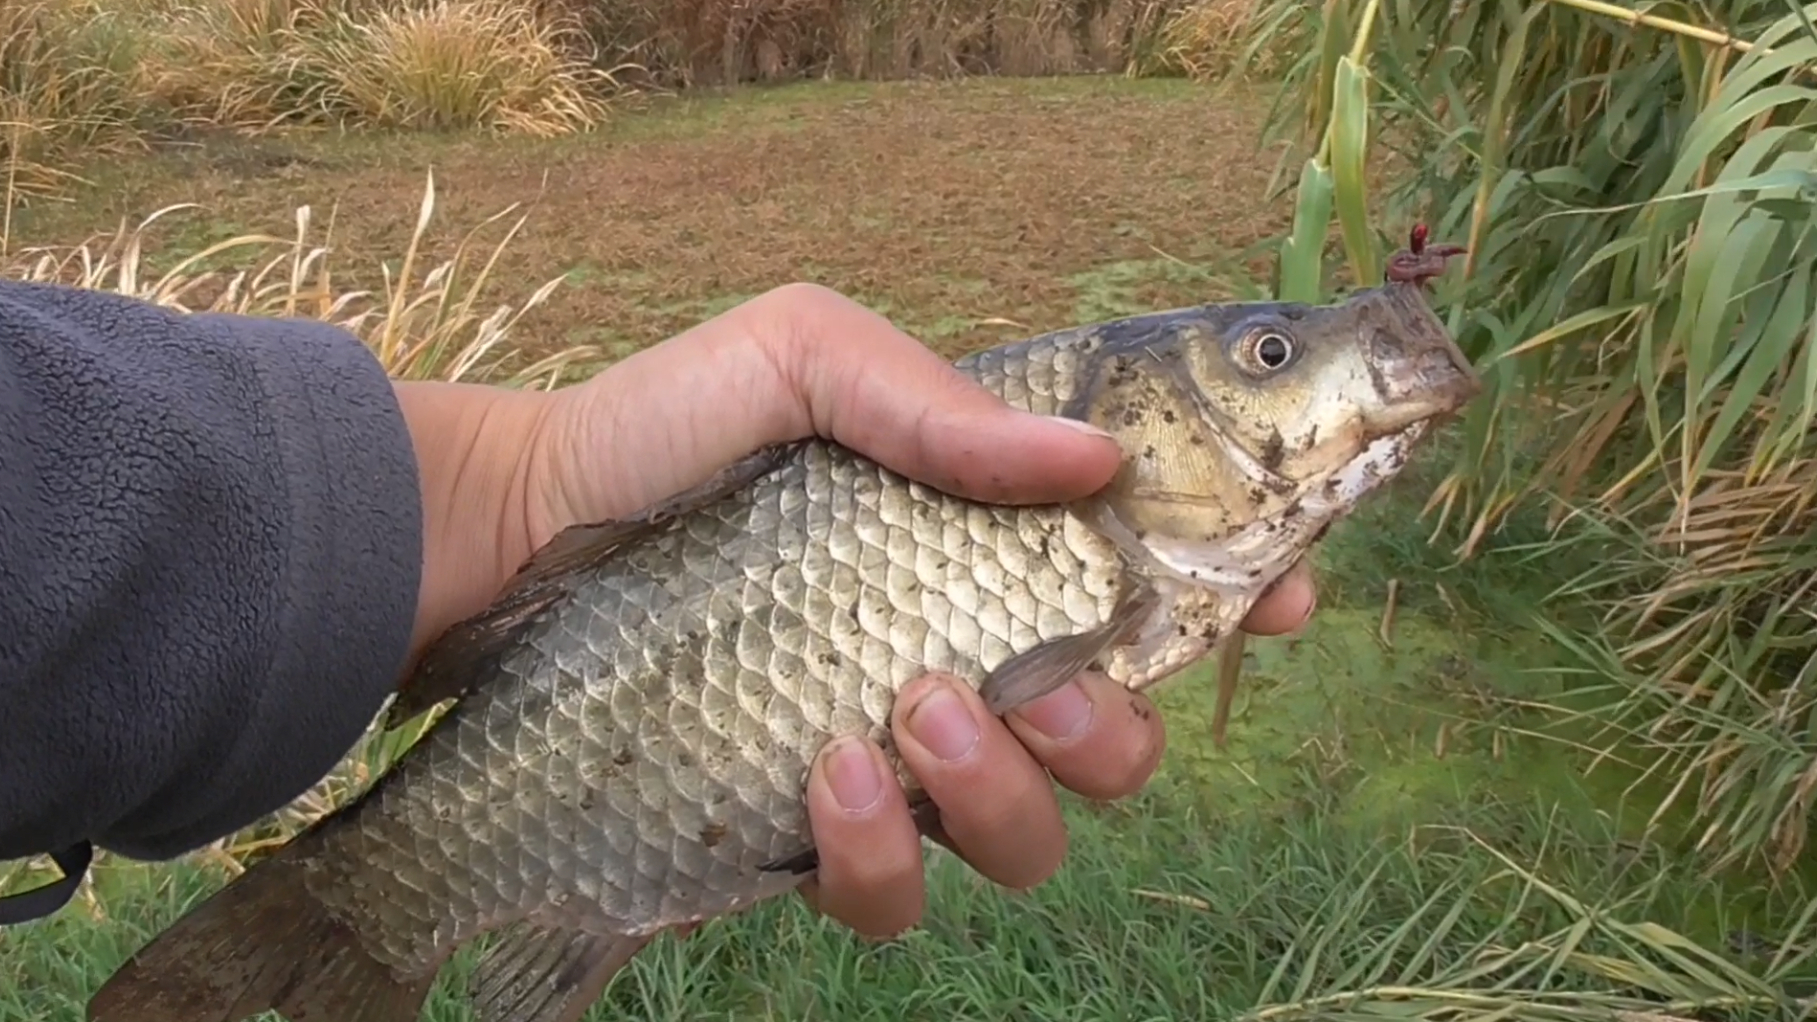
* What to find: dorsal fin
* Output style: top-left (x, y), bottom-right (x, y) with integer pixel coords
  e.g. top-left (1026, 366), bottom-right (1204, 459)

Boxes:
top-left (385, 443), bottom-right (800, 727)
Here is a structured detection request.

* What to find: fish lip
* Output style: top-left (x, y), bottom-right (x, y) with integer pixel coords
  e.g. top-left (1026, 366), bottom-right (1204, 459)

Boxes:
top-left (1360, 373), bottom-right (1482, 440)
top-left (1355, 281), bottom-right (1484, 439)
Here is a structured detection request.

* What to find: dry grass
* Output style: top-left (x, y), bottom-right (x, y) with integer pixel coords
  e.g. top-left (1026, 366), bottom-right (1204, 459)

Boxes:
top-left (2, 166), bottom-right (594, 382)
top-left (0, 0), bottom-right (158, 200)
top-left (0, 0), bottom-right (1285, 206)
top-left (141, 0), bottom-right (614, 133)
top-left (1150, 0), bottom-right (1301, 80)
top-left (0, 0), bottom-right (612, 204)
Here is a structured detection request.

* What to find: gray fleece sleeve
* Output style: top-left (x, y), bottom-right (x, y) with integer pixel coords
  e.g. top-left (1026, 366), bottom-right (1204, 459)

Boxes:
top-left (0, 278), bottom-right (422, 864)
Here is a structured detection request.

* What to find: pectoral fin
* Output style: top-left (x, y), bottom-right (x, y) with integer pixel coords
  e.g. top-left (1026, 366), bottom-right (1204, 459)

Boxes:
top-left (977, 582), bottom-right (1161, 715)
top-left (1211, 632), bottom-right (1245, 749)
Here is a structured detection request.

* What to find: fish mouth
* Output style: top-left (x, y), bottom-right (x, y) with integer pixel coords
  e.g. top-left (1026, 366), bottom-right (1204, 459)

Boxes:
top-left (1361, 378), bottom-right (1480, 440)
top-left (1349, 277), bottom-right (1484, 440)
top-left (1361, 333), bottom-right (1483, 439)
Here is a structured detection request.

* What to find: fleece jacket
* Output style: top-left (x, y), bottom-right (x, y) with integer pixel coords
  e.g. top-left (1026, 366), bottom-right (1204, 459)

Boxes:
top-left (0, 278), bottom-right (421, 881)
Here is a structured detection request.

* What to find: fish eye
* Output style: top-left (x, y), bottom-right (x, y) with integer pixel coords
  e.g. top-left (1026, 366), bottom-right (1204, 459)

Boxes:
top-left (1236, 327), bottom-right (1298, 376)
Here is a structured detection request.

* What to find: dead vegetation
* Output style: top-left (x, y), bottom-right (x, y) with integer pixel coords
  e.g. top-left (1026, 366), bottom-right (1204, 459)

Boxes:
top-left (0, 0), bottom-right (1288, 204)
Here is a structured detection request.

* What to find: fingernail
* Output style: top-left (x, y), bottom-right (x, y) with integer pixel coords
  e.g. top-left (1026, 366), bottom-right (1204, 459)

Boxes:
top-left (825, 737), bottom-right (883, 812)
top-left (1040, 414), bottom-right (1114, 440)
top-left (1016, 681), bottom-right (1094, 741)
top-left (907, 683), bottom-right (981, 762)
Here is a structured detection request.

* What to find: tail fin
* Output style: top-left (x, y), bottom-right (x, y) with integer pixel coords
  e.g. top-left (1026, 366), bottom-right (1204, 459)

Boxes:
top-left (86, 846), bottom-right (436, 1022)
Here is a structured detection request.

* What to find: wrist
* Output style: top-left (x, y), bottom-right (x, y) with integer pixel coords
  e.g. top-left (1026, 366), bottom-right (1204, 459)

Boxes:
top-left (392, 379), bottom-right (557, 661)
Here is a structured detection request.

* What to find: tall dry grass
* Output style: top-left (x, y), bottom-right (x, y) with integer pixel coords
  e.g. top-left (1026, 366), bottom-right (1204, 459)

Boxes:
top-left (0, 0), bottom-right (1283, 206)
top-left (555, 0), bottom-right (1206, 84)
top-left (0, 0), bottom-right (613, 205)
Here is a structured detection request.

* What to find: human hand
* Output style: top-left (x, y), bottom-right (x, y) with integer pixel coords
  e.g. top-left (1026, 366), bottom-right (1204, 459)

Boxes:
top-left (393, 282), bottom-right (1318, 940)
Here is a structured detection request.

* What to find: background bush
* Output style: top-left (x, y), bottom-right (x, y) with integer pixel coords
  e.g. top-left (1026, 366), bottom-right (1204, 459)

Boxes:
top-left (1244, 0), bottom-right (1817, 878)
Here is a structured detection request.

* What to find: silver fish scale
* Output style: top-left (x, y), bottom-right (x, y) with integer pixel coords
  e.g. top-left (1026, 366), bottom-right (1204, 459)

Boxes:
top-left (301, 329), bottom-right (1142, 977)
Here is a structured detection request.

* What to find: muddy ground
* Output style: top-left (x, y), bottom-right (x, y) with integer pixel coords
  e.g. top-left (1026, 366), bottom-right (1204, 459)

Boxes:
top-left (5, 77), bottom-right (1299, 363)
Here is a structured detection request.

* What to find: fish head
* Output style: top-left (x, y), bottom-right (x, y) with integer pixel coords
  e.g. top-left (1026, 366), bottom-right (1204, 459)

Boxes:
top-left (1067, 278), bottom-right (1481, 595)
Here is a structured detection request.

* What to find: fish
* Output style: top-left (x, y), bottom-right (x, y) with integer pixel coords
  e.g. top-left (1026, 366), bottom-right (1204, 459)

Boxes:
top-left (86, 230), bottom-right (1478, 1022)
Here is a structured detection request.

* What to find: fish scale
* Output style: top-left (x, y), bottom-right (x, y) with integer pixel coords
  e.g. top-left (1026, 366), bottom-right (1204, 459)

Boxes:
top-left (88, 238), bottom-right (1480, 1022)
top-left (299, 384), bottom-right (1137, 979)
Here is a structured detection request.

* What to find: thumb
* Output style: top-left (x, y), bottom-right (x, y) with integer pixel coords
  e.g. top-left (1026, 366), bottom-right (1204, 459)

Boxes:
top-left (544, 284), bottom-right (1125, 532)
top-left (748, 283), bottom-right (1125, 506)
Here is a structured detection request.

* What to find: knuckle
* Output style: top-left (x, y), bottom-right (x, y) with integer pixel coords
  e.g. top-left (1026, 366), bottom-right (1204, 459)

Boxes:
top-left (756, 280), bottom-right (847, 317)
top-left (817, 818), bottom-right (920, 895)
top-left (836, 847), bottom-right (915, 896)
top-left (984, 824), bottom-right (1067, 892)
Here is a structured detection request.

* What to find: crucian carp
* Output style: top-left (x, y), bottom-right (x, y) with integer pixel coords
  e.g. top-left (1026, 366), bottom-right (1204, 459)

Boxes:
top-left (87, 228), bottom-right (1479, 1022)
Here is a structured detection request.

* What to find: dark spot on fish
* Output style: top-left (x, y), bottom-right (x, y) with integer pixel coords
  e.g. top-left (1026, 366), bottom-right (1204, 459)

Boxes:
top-left (580, 792), bottom-right (595, 811)
top-left (1129, 698), bottom-right (1152, 721)
top-left (1201, 622), bottom-right (1222, 641)
top-left (1304, 423), bottom-right (1319, 450)
top-left (1176, 624), bottom-right (1190, 637)
top-left (1248, 485), bottom-right (1268, 505)
top-left (1106, 354), bottom-right (1141, 386)
top-left (1282, 499), bottom-right (1303, 519)
top-left (1086, 658), bottom-right (1105, 673)
top-left (613, 749), bottom-right (634, 766)
top-left (1122, 408), bottom-right (1143, 427)
top-left (699, 822), bottom-right (728, 848)
top-left (1189, 433), bottom-right (1206, 446)
top-left (1162, 409), bottom-right (1178, 424)
top-left (1259, 428), bottom-right (1285, 472)
top-left (1143, 444), bottom-right (1156, 459)
top-left (1323, 478), bottom-right (1341, 497)
top-left (818, 651), bottom-right (841, 666)
top-left (677, 750), bottom-right (694, 768)
top-left (1365, 357), bottom-right (1394, 401)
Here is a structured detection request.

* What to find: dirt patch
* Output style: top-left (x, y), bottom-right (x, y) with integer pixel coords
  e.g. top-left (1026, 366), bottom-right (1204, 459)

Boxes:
top-left (6, 77), bottom-right (1297, 362)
